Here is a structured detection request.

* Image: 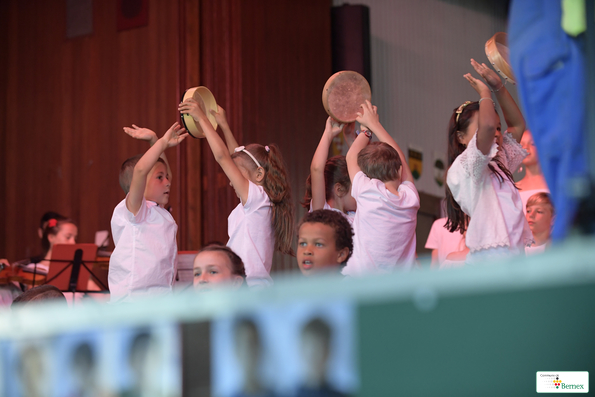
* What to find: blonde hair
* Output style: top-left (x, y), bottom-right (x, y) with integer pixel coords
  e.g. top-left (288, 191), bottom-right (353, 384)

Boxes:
top-left (526, 192), bottom-right (554, 215)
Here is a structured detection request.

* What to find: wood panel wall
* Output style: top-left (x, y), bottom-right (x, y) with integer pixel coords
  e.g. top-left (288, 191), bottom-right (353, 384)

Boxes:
top-left (1, 0), bottom-right (332, 274)
top-left (0, 0), bottom-right (182, 261)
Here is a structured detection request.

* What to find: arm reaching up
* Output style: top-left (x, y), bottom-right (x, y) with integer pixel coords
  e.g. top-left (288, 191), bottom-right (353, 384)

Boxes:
top-left (310, 117), bottom-right (344, 210)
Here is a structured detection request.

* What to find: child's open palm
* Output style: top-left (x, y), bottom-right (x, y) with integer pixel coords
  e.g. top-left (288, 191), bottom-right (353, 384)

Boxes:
top-left (464, 72), bottom-right (491, 98)
top-left (123, 124), bottom-right (157, 143)
top-left (470, 58), bottom-right (502, 91)
top-left (162, 122), bottom-right (189, 148)
top-left (210, 105), bottom-right (230, 129)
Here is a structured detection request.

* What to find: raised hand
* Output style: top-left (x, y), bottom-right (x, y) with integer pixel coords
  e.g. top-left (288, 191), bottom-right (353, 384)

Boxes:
top-left (356, 100), bottom-right (379, 130)
top-left (464, 72), bottom-right (492, 98)
top-left (210, 105), bottom-right (230, 129)
top-left (178, 98), bottom-right (207, 123)
top-left (162, 122), bottom-right (189, 148)
top-left (470, 58), bottom-right (503, 91)
top-left (324, 117), bottom-right (344, 139)
top-left (123, 124), bottom-right (158, 143)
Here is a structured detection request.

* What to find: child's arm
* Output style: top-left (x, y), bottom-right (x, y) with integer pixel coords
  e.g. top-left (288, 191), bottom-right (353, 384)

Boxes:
top-left (356, 100), bottom-right (414, 184)
top-left (127, 122), bottom-right (188, 216)
top-left (470, 59), bottom-right (525, 142)
top-left (310, 117), bottom-right (344, 210)
top-left (211, 106), bottom-right (239, 155)
top-left (179, 99), bottom-right (250, 204)
top-left (123, 124), bottom-right (173, 181)
top-left (463, 72), bottom-right (500, 155)
top-left (346, 130), bottom-right (370, 182)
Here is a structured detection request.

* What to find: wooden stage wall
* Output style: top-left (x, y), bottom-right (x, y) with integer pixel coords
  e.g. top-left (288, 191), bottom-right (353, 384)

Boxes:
top-left (0, 0), bottom-right (331, 272)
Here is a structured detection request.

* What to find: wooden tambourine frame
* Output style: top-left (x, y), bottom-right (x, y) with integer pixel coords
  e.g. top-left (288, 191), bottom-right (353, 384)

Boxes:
top-left (322, 71), bottom-right (372, 123)
top-left (180, 86), bottom-right (218, 138)
top-left (485, 32), bottom-right (516, 84)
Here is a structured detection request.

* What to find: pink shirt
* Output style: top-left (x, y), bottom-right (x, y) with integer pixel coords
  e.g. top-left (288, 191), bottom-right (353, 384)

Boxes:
top-left (425, 217), bottom-right (465, 265)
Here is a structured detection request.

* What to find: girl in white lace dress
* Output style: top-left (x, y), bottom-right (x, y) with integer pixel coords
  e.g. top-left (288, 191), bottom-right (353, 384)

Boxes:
top-left (444, 59), bottom-right (533, 264)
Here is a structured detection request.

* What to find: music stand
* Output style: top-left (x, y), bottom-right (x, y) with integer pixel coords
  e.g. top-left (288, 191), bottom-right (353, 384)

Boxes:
top-left (44, 244), bottom-right (107, 293)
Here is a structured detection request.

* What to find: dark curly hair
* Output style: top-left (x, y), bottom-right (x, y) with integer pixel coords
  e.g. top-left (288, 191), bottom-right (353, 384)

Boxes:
top-left (298, 209), bottom-right (354, 264)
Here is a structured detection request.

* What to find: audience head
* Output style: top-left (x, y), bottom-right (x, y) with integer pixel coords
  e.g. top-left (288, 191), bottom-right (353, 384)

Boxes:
top-left (300, 317), bottom-right (332, 385)
top-left (193, 245), bottom-right (245, 290)
top-left (41, 217), bottom-right (77, 254)
top-left (357, 142), bottom-right (402, 183)
top-left (297, 210), bottom-right (353, 276)
top-left (11, 285), bottom-right (67, 307)
top-left (302, 155), bottom-right (355, 212)
top-left (119, 154), bottom-right (142, 194)
top-left (526, 192), bottom-right (554, 239)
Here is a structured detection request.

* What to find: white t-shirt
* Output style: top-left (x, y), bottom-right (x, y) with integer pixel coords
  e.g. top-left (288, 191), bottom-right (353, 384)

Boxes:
top-left (309, 201), bottom-right (355, 225)
top-left (342, 172), bottom-right (420, 276)
top-left (447, 132), bottom-right (533, 254)
top-left (227, 181), bottom-right (274, 287)
top-left (109, 197), bottom-right (178, 303)
top-left (425, 217), bottom-right (465, 265)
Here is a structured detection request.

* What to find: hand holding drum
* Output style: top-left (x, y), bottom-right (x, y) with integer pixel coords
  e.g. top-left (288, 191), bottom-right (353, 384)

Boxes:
top-left (322, 71), bottom-right (371, 124)
top-left (179, 86), bottom-right (218, 138)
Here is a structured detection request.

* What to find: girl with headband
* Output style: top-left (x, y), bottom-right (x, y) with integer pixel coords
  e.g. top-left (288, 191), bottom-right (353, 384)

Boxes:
top-left (445, 59), bottom-right (532, 264)
top-left (179, 102), bottom-right (294, 287)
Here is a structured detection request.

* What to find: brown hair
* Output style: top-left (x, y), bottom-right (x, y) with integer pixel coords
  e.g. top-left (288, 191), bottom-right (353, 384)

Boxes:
top-left (527, 192), bottom-right (554, 215)
top-left (301, 156), bottom-right (351, 209)
top-left (199, 244), bottom-right (246, 278)
top-left (119, 155), bottom-right (166, 194)
top-left (232, 143), bottom-right (295, 256)
top-left (298, 209), bottom-right (354, 264)
top-left (444, 101), bottom-right (516, 234)
top-left (357, 142), bottom-right (402, 182)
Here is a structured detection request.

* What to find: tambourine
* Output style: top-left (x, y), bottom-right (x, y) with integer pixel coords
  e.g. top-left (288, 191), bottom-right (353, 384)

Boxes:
top-left (485, 32), bottom-right (515, 84)
top-left (180, 86), bottom-right (218, 138)
top-left (322, 71), bottom-right (371, 123)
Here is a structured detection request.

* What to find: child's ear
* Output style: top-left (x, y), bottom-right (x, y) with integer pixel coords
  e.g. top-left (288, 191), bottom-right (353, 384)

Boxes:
top-left (255, 167), bottom-right (265, 183)
top-left (334, 183), bottom-right (346, 198)
top-left (336, 247), bottom-right (350, 264)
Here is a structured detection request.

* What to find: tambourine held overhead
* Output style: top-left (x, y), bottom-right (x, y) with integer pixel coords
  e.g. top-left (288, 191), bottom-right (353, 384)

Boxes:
top-left (322, 71), bottom-right (372, 124)
top-left (485, 32), bottom-right (515, 84)
top-left (180, 86), bottom-right (218, 138)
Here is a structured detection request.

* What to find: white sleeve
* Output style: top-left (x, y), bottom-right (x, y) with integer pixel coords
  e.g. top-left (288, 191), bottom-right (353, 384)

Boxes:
top-left (455, 132), bottom-right (498, 185)
top-left (498, 131), bottom-right (528, 171)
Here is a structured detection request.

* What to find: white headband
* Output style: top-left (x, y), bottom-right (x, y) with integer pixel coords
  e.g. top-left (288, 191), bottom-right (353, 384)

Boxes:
top-left (234, 146), bottom-right (261, 168)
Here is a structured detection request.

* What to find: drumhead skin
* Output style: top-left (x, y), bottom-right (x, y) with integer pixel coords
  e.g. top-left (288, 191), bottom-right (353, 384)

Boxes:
top-left (485, 32), bottom-right (516, 84)
top-left (322, 71), bottom-right (372, 123)
top-left (181, 86), bottom-right (218, 138)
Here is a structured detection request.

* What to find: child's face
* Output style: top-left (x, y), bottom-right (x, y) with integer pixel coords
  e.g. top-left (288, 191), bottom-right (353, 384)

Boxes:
top-left (521, 131), bottom-right (538, 166)
top-left (193, 251), bottom-right (243, 290)
top-left (48, 223), bottom-right (78, 248)
top-left (461, 111), bottom-right (503, 148)
top-left (526, 204), bottom-right (553, 235)
top-left (144, 162), bottom-right (170, 207)
top-left (297, 222), bottom-right (347, 276)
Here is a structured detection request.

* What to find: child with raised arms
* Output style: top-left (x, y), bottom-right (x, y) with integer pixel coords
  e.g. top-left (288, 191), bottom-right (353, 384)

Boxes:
top-left (445, 59), bottom-right (532, 264)
top-left (302, 117), bottom-right (356, 223)
top-left (109, 122), bottom-right (188, 303)
top-left (342, 101), bottom-right (420, 276)
top-left (178, 101), bottom-right (294, 287)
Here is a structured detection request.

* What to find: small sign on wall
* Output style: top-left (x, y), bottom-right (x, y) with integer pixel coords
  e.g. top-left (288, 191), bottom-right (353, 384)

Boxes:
top-left (117, 0), bottom-right (148, 31)
top-left (408, 146), bottom-right (423, 180)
